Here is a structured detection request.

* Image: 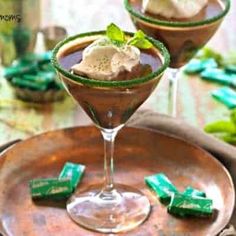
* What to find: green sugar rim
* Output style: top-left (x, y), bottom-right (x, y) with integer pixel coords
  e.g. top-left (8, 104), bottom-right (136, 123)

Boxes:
top-left (51, 31), bottom-right (170, 88)
top-left (124, 0), bottom-right (230, 28)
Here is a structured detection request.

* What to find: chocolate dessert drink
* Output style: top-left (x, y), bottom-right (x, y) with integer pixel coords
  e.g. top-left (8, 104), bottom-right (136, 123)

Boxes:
top-left (58, 37), bottom-right (163, 128)
top-left (125, 0), bottom-right (230, 68)
top-left (125, 0), bottom-right (230, 116)
top-left (52, 27), bottom-right (169, 233)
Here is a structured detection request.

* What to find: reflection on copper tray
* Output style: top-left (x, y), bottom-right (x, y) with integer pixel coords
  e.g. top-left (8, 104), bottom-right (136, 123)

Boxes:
top-left (0, 126), bottom-right (234, 236)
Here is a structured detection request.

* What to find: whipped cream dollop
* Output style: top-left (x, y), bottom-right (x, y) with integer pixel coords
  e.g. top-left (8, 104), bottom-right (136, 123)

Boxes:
top-left (142, 0), bottom-right (208, 19)
top-left (71, 37), bottom-right (140, 81)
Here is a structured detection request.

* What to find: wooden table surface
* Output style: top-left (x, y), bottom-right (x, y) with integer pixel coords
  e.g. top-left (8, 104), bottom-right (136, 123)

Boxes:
top-left (0, 0), bottom-right (236, 145)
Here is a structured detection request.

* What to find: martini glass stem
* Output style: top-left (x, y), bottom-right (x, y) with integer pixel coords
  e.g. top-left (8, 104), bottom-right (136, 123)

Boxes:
top-left (168, 68), bottom-right (179, 117)
top-left (101, 128), bottom-right (120, 198)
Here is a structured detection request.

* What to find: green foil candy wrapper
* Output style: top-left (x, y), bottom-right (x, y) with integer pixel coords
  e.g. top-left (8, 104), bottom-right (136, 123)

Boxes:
top-left (184, 58), bottom-right (217, 74)
top-left (145, 173), bottom-right (178, 204)
top-left (29, 178), bottom-right (73, 200)
top-left (59, 162), bottom-right (85, 191)
top-left (212, 87), bottom-right (236, 109)
top-left (183, 186), bottom-right (206, 198)
top-left (11, 77), bottom-right (48, 91)
top-left (225, 65), bottom-right (236, 74)
top-left (3, 51), bottom-right (63, 93)
top-left (201, 68), bottom-right (236, 87)
top-left (3, 62), bottom-right (38, 80)
top-left (168, 193), bottom-right (213, 217)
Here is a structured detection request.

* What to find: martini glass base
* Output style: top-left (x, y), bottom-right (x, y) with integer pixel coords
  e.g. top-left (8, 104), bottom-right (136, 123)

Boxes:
top-left (67, 184), bottom-right (151, 233)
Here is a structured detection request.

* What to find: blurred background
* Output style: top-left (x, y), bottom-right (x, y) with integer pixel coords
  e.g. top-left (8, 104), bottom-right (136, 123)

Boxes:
top-left (0, 0), bottom-right (236, 145)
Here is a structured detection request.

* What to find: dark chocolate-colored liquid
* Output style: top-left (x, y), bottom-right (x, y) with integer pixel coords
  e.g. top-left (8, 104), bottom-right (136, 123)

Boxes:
top-left (59, 46), bottom-right (162, 81)
top-left (128, 0), bottom-right (225, 68)
top-left (58, 42), bottom-right (164, 129)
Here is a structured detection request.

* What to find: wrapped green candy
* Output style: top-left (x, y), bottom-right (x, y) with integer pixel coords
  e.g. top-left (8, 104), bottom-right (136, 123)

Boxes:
top-left (11, 77), bottom-right (48, 91)
top-left (225, 65), bottom-right (236, 74)
top-left (29, 178), bottom-right (73, 200)
top-left (23, 71), bottom-right (55, 84)
top-left (145, 173), bottom-right (178, 204)
top-left (37, 51), bottom-right (53, 64)
top-left (183, 186), bottom-right (206, 198)
top-left (168, 193), bottom-right (213, 217)
top-left (59, 162), bottom-right (85, 191)
top-left (184, 58), bottom-right (217, 74)
top-left (3, 63), bottom-right (37, 80)
top-left (212, 87), bottom-right (236, 109)
top-left (201, 68), bottom-right (236, 86)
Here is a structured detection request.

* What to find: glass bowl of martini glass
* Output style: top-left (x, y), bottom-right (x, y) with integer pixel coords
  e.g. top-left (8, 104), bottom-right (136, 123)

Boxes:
top-left (124, 0), bottom-right (230, 116)
top-left (52, 24), bottom-right (170, 233)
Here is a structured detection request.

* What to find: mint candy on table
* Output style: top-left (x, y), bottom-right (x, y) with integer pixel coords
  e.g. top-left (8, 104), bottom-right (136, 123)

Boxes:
top-left (201, 68), bottom-right (236, 86)
top-left (3, 51), bottom-right (62, 92)
top-left (196, 47), bottom-right (223, 66)
top-left (184, 58), bottom-right (217, 74)
top-left (212, 87), bottom-right (236, 109)
top-left (225, 65), bottom-right (236, 74)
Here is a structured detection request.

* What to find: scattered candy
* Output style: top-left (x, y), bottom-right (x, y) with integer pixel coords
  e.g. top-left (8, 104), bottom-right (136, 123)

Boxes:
top-left (168, 193), bottom-right (213, 217)
top-left (3, 51), bottom-right (62, 92)
top-left (59, 162), bottom-right (85, 191)
top-left (183, 186), bottom-right (206, 198)
top-left (212, 87), bottom-right (236, 109)
top-left (201, 68), bottom-right (236, 86)
top-left (11, 77), bottom-right (48, 91)
top-left (29, 178), bottom-right (73, 200)
top-left (145, 173), bottom-right (214, 218)
top-left (225, 65), bottom-right (236, 74)
top-left (145, 173), bottom-right (178, 204)
top-left (184, 58), bottom-right (217, 74)
top-left (3, 62), bottom-right (38, 80)
top-left (29, 162), bottom-right (86, 201)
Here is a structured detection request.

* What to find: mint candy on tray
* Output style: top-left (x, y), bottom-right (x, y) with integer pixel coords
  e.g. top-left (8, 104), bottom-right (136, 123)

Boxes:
top-left (201, 68), bottom-right (236, 86)
top-left (145, 173), bottom-right (213, 218)
top-left (145, 173), bottom-right (178, 204)
top-left (29, 162), bottom-right (85, 201)
top-left (29, 178), bottom-right (73, 200)
top-left (59, 162), bottom-right (85, 191)
top-left (168, 193), bottom-right (213, 217)
top-left (182, 186), bottom-right (206, 198)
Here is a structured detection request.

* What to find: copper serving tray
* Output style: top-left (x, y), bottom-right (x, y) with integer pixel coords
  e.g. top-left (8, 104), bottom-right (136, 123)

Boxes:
top-left (0, 126), bottom-right (234, 236)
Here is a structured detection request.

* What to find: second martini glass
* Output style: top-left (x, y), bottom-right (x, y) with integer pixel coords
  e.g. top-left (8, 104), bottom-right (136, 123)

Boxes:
top-left (52, 30), bottom-right (170, 233)
top-left (125, 0), bottom-right (230, 116)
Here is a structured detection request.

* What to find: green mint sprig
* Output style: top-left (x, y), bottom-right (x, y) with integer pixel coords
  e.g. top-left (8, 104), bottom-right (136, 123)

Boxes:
top-left (127, 30), bottom-right (153, 49)
top-left (106, 23), bottom-right (153, 49)
top-left (204, 109), bottom-right (236, 144)
top-left (106, 23), bottom-right (125, 46)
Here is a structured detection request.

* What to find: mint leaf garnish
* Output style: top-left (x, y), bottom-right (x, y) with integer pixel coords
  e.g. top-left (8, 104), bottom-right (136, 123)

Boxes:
top-left (106, 24), bottom-right (152, 49)
top-left (128, 30), bottom-right (153, 49)
top-left (106, 23), bottom-right (125, 46)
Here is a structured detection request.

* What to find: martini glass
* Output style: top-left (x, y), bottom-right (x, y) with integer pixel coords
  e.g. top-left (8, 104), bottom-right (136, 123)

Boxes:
top-left (52, 31), bottom-right (170, 233)
top-left (124, 0), bottom-right (230, 116)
